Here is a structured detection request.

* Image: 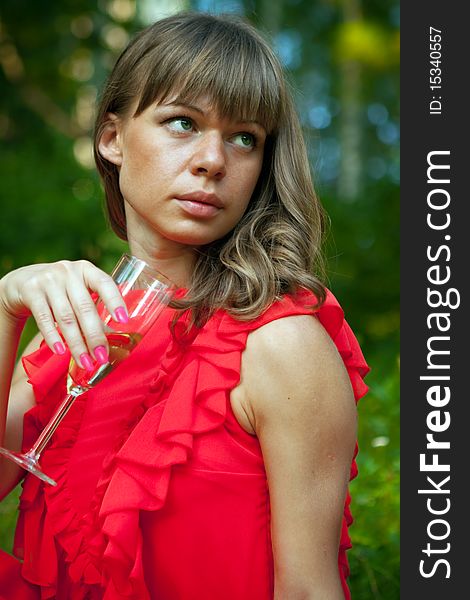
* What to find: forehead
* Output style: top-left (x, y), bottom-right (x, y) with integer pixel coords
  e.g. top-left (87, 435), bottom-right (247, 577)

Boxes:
top-left (133, 55), bottom-right (280, 134)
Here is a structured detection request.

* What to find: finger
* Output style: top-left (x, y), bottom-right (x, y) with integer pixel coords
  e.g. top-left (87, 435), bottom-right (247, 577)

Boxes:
top-left (52, 260), bottom-right (125, 365)
top-left (27, 296), bottom-right (68, 356)
top-left (44, 283), bottom-right (94, 370)
top-left (78, 261), bottom-right (129, 324)
top-left (64, 272), bottom-right (110, 364)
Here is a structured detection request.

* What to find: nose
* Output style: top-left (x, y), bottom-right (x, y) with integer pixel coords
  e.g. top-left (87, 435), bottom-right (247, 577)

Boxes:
top-left (189, 131), bottom-right (226, 179)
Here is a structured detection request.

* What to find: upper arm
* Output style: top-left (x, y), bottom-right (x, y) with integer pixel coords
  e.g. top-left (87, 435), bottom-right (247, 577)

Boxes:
top-left (0, 331), bottom-right (42, 499)
top-left (242, 315), bottom-right (356, 598)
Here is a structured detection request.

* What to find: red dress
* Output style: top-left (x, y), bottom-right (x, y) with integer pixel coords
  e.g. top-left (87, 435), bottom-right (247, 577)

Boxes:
top-left (0, 289), bottom-right (369, 599)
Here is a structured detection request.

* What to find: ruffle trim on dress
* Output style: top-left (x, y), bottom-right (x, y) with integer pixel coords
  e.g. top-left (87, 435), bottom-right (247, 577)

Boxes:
top-left (16, 289), bottom-right (369, 599)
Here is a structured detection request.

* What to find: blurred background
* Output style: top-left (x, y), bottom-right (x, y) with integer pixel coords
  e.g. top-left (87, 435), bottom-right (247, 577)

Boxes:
top-left (0, 0), bottom-right (399, 597)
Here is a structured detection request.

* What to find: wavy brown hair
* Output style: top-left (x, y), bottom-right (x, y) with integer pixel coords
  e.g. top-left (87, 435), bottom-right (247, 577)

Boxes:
top-left (94, 12), bottom-right (327, 327)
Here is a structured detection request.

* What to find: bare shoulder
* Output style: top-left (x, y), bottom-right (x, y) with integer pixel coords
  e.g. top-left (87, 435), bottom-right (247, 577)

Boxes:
top-left (239, 314), bottom-right (356, 434)
top-left (247, 313), bottom-right (345, 374)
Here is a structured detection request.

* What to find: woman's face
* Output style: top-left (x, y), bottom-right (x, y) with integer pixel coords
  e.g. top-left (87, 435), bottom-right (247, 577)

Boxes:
top-left (100, 96), bottom-right (266, 255)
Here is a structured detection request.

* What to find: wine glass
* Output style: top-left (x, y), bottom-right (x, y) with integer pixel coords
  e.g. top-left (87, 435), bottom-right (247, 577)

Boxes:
top-left (0, 254), bottom-right (175, 486)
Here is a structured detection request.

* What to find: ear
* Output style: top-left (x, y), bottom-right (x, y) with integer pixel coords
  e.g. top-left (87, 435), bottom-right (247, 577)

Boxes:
top-left (98, 113), bottom-right (123, 166)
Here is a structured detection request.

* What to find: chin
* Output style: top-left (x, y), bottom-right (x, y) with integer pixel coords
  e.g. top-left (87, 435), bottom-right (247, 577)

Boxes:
top-left (168, 227), bottom-right (230, 248)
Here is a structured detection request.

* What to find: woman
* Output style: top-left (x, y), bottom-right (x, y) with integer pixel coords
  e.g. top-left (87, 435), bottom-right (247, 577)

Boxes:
top-left (0, 12), bottom-right (368, 600)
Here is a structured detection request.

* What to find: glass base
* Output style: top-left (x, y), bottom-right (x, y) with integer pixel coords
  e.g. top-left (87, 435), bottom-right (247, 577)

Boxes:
top-left (0, 446), bottom-right (57, 486)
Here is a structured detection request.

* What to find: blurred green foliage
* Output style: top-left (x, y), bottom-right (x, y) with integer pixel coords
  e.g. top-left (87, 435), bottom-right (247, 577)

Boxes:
top-left (0, 1), bottom-right (399, 598)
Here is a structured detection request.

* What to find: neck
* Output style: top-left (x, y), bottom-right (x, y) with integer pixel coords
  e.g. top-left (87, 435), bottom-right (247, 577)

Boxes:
top-left (127, 238), bottom-right (197, 289)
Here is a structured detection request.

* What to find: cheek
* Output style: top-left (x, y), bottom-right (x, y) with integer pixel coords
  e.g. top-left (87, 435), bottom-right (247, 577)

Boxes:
top-left (119, 143), bottom-right (172, 197)
top-left (247, 155), bottom-right (264, 192)
top-left (242, 165), bottom-right (263, 205)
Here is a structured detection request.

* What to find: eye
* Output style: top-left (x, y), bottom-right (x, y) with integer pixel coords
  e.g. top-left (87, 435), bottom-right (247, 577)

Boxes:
top-left (165, 117), bottom-right (194, 133)
top-left (232, 132), bottom-right (256, 148)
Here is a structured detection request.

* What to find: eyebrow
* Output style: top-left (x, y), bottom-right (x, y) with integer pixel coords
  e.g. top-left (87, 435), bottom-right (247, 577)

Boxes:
top-left (160, 101), bottom-right (266, 130)
top-left (164, 101), bottom-right (204, 115)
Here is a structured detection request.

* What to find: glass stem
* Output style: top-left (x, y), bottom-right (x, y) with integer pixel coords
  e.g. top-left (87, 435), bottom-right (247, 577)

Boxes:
top-left (26, 388), bottom-right (84, 460)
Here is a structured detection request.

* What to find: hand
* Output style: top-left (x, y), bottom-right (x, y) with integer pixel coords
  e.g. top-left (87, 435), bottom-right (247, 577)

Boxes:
top-left (0, 260), bottom-right (128, 370)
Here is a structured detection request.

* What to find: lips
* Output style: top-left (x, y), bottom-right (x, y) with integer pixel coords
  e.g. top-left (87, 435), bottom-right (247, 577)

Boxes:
top-left (175, 191), bottom-right (223, 208)
top-left (174, 191), bottom-right (223, 218)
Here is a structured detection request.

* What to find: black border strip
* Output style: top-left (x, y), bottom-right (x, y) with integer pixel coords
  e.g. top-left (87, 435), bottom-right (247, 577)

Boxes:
top-left (401, 3), bottom-right (468, 596)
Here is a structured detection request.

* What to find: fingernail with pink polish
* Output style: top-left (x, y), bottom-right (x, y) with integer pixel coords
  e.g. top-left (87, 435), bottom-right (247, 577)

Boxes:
top-left (94, 345), bottom-right (109, 365)
top-left (80, 353), bottom-right (95, 372)
top-left (53, 341), bottom-right (66, 355)
top-left (114, 307), bottom-right (129, 324)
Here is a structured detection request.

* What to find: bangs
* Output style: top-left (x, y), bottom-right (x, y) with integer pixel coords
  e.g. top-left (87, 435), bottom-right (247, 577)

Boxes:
top-left (133, 15), bottom-right (282, 134)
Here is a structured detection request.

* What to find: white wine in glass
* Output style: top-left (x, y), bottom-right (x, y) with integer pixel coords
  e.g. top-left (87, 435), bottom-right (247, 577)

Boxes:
top-left (0, 254), bottom-right (174, 486)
